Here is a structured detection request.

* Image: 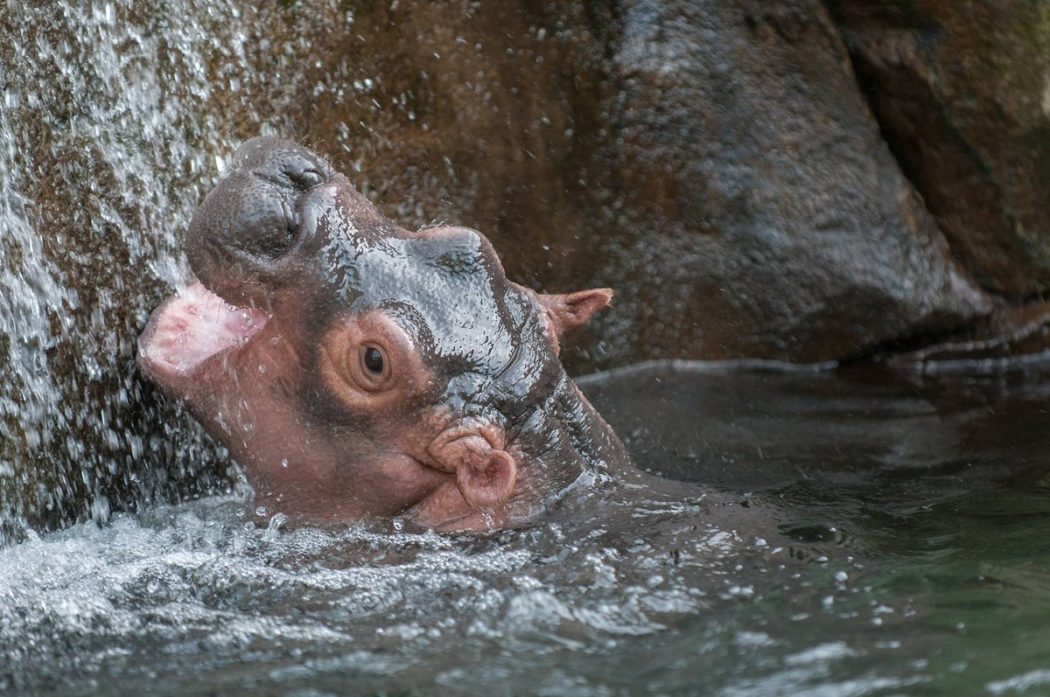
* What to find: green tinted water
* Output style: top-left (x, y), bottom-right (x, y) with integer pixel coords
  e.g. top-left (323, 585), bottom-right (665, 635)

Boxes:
top-left (5, 361), bottom-right (1050, 696)
top-left (586, 362), bottom-right (1050, 696)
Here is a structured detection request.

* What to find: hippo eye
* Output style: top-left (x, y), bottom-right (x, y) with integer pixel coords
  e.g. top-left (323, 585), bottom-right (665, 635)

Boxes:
top-left (363, 346), bottom-right (384, 374)
top-left (351, 343), bottom-right (392, 392)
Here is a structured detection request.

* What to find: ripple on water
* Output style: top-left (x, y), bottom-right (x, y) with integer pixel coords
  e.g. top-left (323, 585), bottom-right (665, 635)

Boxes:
top-left (9, 357), bottom-right (1050, 695)
top-left (0, 482), bottom-right (825, 695)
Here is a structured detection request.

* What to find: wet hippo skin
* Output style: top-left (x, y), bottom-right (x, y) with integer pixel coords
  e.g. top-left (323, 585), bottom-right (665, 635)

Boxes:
top-left (137, 138), bottom-right (629, 532)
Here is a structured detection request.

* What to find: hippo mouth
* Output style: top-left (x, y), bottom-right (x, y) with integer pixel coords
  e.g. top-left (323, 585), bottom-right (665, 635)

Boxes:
top-left (138, 281), bottom-right (269, 381)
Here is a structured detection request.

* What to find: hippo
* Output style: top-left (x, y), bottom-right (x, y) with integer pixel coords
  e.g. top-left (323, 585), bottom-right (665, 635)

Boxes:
top-left (138, 137), bottom-right (629, 532)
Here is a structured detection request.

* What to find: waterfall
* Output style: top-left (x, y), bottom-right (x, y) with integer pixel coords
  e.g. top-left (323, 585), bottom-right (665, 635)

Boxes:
top-left (0, 0), bottom-right (360, 539)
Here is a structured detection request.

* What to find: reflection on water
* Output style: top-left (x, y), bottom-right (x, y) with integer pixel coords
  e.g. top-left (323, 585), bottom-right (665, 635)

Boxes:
top-left (6, 362), bottom-right (1050, 695)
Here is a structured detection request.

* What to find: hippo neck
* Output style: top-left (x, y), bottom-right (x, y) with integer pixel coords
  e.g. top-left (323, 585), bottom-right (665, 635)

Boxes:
top-left (514, 375), bottom-right (628, 494)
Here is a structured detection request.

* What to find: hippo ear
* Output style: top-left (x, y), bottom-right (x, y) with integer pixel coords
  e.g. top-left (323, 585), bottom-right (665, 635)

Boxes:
top-left (424, 426), bottom-right (519, 515)
top-left (539, 288), bottom-right (614, 337)
top-left (455, 449), bottom-right (518, 511)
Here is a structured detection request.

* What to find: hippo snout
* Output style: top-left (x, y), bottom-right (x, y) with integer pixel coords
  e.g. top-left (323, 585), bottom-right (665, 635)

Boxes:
top-left (185, 137), bottom-right (335, 309)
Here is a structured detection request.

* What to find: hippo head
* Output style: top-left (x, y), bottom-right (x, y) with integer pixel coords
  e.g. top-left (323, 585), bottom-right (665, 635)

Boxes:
top-left (139, 137), bottom-right (628, 532)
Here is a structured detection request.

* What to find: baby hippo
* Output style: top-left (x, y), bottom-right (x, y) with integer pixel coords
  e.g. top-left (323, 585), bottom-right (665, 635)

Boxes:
top-left (138, 138), bottom-right (629, 532)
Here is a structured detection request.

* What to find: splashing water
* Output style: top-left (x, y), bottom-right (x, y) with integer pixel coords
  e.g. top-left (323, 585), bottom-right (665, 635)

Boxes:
top-left (0, 1), bottom-right (373, 537)
top-left (0, 401), bottom-right (823, 697)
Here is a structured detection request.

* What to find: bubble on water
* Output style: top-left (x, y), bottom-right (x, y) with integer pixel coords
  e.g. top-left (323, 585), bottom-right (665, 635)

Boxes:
top-left (263, 512), bottom-right (287, 539)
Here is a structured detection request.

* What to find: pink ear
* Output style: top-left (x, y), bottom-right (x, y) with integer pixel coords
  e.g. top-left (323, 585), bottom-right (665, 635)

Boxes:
top-left (538, 288), bottom-right (613, 337)
top-left (456, 449), bottom-right (517, 510)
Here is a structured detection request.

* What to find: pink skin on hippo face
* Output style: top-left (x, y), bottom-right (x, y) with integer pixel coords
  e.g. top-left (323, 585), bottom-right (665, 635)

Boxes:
top-left (138, 137), bottom-right (629, 532)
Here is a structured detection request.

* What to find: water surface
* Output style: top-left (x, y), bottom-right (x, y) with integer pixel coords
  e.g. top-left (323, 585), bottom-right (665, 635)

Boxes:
top-left (5, 361), bottom-right (1050, 695)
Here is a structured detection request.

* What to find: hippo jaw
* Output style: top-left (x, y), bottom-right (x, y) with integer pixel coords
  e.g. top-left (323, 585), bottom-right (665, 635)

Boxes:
top-left (138, 137), bottom-right (627, 532)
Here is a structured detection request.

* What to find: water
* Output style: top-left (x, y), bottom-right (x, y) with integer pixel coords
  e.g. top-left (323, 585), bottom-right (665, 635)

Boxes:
top-left (5, 362), bottom-right (1050, 695)
top-left (0, 1), bottom-right (402, 535)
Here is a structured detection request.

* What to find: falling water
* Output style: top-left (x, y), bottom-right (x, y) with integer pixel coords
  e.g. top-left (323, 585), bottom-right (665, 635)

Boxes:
top-left (0, 1), bottom-right (370, 539)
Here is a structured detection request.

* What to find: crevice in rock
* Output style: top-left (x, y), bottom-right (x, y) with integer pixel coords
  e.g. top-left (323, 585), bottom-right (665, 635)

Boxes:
top-left (839, 292), bottom-right (1050, 373)
top-left (814, 2), bottom-right (1050, 365)
top-left (821, 2), bottom-right (1032, 304)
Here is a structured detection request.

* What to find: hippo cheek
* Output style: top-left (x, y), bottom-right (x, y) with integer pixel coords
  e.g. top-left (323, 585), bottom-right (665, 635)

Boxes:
top-left (139, 284), bottom-right (453, 522)
top-left (209, 309), bottom-right (453, 519)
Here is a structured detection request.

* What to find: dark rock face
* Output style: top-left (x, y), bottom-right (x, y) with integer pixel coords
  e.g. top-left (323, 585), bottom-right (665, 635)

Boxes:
top-left (287, 0), bottom-right (996, 364)
top-left (827, 0), bottom-right (1050, 298)
top-left (589, 0), bottom-right (991, 362)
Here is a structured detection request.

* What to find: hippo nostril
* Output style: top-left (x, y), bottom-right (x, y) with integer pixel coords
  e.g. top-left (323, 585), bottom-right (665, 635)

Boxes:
top-left (285, 167), bottom-right (325, 190)
top-left (283, 219), bottom-right (296, 246)
top-left (252, 167), bottom-right (325, 191)
top-left (275, 196), bottom-right (302, 242)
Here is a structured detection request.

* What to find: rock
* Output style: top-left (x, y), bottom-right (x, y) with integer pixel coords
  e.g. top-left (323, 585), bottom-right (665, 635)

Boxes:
top-left (285, 0), bottom-right (995, 365)
top-left (827, 0), bottom-right (1050, 297)
top-left (585, 0), bottom-right (991, 363)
